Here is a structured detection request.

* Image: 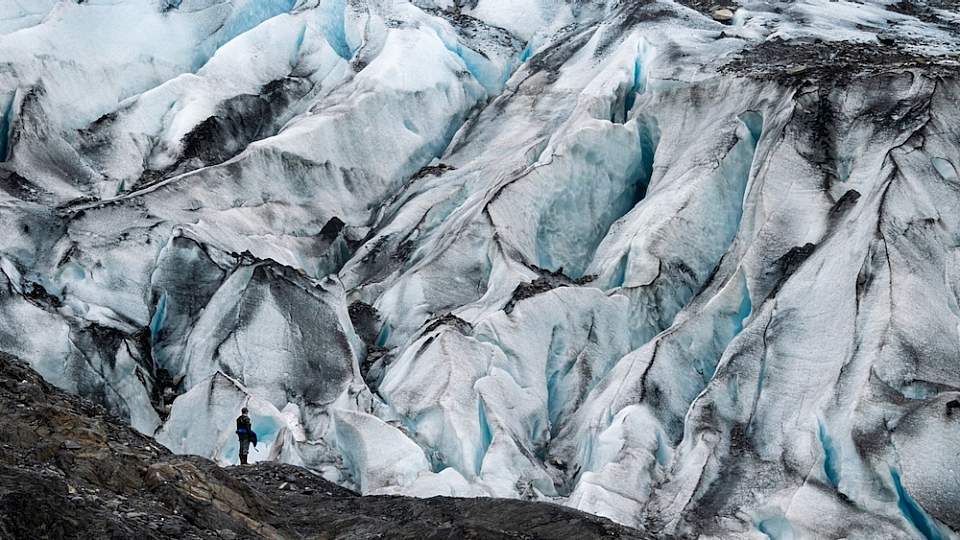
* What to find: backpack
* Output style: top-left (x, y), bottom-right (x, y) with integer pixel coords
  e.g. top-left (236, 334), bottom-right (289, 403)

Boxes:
top-left (236, 414), bottom-right (257, 446)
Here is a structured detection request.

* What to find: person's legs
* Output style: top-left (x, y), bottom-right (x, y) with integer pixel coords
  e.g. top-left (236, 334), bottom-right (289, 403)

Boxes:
top-left (239, 438), bottom-right (250, 465)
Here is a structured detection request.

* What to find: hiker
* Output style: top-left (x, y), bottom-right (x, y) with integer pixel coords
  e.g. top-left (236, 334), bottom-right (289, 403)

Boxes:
top-left (235, 407), bottom-right (258, 465)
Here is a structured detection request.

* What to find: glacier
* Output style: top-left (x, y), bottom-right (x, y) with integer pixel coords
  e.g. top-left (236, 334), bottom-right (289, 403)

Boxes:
top-left (2, 0), bottom-right (960, 537)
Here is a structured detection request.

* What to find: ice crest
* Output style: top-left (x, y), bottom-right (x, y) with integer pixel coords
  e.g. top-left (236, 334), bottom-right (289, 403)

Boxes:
top-left (2, 0), bottom-right (960, 537)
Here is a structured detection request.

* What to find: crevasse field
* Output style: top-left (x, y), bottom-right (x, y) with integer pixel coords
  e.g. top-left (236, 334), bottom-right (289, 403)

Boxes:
top-left (2, 0), bottom-right (960, 537)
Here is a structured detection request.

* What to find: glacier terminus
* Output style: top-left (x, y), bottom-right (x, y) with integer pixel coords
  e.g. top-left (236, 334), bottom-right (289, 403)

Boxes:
top-left (2, 0), bottom-right (960, 538)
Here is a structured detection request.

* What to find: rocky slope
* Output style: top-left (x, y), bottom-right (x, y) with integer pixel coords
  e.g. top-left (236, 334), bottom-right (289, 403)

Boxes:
top-left (0, 352), bottom-right (646, 539)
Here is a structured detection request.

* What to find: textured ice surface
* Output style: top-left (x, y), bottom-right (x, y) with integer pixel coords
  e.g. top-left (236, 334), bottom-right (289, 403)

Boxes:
top-left (2, 0), bottom-right (960, 538)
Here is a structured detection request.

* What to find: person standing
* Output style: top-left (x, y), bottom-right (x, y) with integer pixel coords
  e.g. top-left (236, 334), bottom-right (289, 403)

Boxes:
top-left (235, 407), bottom-right (256, 465)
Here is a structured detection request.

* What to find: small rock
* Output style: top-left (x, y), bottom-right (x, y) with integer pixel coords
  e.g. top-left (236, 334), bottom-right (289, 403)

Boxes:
top-left (218, 530), bottom-right (238, 540)
top-left (947, 399), bottom-right (960, 415)
top-left (160, 520), bottom-right (186, 535)
top-left (125, 512), bottom-right (147, 519)
top-left (62, 440), bottom-right (81, 450)
top-left (712, 8), bottom-right (735, 22)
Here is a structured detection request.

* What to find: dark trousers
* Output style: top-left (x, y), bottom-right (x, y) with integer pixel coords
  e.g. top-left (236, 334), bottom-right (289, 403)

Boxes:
top-left (239, 438), bottom-right (250, 464)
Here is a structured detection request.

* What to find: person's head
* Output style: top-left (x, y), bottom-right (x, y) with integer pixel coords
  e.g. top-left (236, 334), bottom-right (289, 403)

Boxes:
top-left (241, 407), bottom-right (248, 414)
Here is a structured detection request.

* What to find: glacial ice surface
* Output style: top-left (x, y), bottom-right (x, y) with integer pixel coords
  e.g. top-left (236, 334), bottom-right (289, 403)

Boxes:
top-left (2, 0), bottom-right (960, 537)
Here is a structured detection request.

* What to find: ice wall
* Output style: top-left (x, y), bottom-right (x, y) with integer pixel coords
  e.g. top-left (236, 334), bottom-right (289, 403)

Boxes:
top-left (2, 1), bottom-right (960, 538)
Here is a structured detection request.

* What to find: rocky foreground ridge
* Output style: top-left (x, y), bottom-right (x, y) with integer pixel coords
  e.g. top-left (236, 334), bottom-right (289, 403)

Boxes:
top-left (0, 352), bottom-right (648, 540)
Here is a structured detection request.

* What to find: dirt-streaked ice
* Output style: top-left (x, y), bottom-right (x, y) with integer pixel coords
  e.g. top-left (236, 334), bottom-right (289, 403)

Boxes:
top-left (2, 1), bottom-right (960, 538)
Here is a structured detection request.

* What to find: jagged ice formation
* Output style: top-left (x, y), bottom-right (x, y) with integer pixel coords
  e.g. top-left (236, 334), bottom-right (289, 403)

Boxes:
top-left (2, 0), bottom-right (960, 538)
